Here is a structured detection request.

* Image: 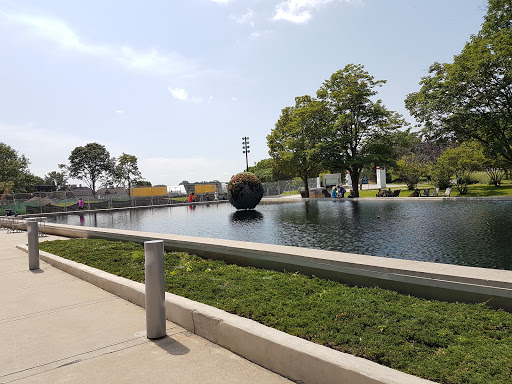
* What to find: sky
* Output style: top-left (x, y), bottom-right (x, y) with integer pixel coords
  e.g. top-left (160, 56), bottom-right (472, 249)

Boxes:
top-left (0, 0), bottom-right (488, 186)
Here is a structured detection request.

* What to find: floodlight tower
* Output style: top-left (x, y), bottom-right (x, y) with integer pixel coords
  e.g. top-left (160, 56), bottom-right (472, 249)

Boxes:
top-left (242, 137), bottom-right (250, 172)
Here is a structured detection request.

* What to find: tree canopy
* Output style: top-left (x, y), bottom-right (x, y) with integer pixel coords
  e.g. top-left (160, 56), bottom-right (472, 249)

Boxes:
top-left (0, 142), bottom-right (32, 193)
top-left (248, 158), bottom-right (290, 183)
top-left (267, 95), bottom-right (328, 197)
top-left (68, 143), bottom-right (113, 195)
top-left (405, 0), bottom-right (512, 166)
top-left (267, 65), bottom-right (405, 197)
top-left (317, 64), bottom-right (406, 196)
top-left (44, 164), bottom-right (69, 191)
top-left (113, 153), bottom-right (142, 190)
top-left (436, 142), bottom-right (485, 195)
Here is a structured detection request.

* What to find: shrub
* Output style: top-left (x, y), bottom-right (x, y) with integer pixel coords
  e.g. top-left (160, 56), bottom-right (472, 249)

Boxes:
top-left (227, 172), bottom-right (264, 210)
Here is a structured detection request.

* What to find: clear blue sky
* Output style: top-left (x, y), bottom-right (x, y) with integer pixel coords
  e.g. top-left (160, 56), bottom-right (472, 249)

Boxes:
top-left (0, 0), bottom-right (487, 186)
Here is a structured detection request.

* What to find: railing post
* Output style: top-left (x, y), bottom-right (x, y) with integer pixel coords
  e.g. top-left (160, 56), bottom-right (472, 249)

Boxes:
top-left (144, 240), bottom-right (166, 339)
top-left (26, 219), bottom-right (40, 270)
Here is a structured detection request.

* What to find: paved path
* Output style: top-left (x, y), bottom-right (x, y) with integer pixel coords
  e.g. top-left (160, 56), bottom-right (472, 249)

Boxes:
top-left (0, 228), bottom-right (292, 384)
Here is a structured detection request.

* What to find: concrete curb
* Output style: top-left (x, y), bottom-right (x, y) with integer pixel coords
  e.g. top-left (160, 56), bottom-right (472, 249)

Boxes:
top-left (22, 223), bottom-right (512, 312)
top-left (17, 244), bottom-right (434, 384)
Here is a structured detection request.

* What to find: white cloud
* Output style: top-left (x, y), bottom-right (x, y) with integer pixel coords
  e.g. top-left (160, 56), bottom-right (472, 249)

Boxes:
top-left (231, 97), bottom-right (239, 102)
top-left (250, 30), bottom-right (272, 40)
top-left (5, 13), bottom-right (89, 51)
top-left (273, 0), bottom-right (359, 24)
top-left (233, 9), bottom-right (254, 27)
top-left (168, 87), bottom-right (204, 103)
top-left (115, 110), bottom-right (125, 115)
top-left (168, 87), bottom-right (189, 101)
top-left (209, 0), bottom-right (232, 3)
top-left (0, 11), bottom-right (199, 77)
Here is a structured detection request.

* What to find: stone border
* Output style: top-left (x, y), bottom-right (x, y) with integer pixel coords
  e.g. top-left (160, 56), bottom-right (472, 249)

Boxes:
top-left (22, 223), bottom-right (512, 312)
top-left (16, 244), bottom-right (434, 384)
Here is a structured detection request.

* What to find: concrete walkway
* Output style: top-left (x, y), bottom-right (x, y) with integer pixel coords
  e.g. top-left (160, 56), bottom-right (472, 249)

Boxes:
top-left (0, 229), bottom-right (292, 383)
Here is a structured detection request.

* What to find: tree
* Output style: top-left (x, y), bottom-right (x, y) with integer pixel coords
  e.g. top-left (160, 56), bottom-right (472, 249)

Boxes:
top-left (436, 142), bottom-right (485, 195)
top-left (68, 143), bottom-right (113, 195)
top-left (248, 158), bottom-right (290, 182)
top-left (388, 128), bottom-right (422, 160)
top-left (44, 164), bottom-right (69, 191)
top-left (317, 64), bottom-right (405, 197)
top-left (134, 180), bottom-right (152, 187)
top-left (113, 153), bottom-right (142, 190)
top-left (267, 95), bottom-right (328, 197)
top-left (484, 155), bottom-right (508, 186)
top-left (0, 142), bottom-right (33, 193)
top-left (405, 0), bottom-right (512, 166)
top-left (395, 154), bottom-right (427, 190)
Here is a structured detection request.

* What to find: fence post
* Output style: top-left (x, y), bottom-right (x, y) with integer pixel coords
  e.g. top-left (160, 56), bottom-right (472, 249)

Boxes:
top-left (144, 240), bottom-right (166, 339)
top-left (27, 219), bottom-right (40, 270)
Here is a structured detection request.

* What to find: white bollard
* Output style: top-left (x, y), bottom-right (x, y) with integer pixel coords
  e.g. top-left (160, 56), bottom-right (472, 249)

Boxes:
top-left (144, 240), bottom-right (166, 339)
top-left (27, 219), bottom-right (39, 270)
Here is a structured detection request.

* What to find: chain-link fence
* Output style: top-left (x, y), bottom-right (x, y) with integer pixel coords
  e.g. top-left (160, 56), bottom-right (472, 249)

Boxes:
top-left (0, 190), bottom-right (192, 216)
top-left (262, 178), bottom-right (319, 197)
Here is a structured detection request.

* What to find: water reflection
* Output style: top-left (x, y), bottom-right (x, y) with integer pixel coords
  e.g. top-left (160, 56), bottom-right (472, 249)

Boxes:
top-left (230, 210), bottom-right (263, 223)
top-left (45, 200), bottom-right (512, 270)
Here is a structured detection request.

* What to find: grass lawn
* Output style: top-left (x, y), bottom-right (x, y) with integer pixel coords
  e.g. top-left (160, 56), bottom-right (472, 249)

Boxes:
top-left (351, 179), bottom-right (512, 198)
top-left (451, 180), bottom-right (512, 197)
top-left (280, 190), bottom-right (300, 196)
top-left (40, 238), bottom-right (512, 384)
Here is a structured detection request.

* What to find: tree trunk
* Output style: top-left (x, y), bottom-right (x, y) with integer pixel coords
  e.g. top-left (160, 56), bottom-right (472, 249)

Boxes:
top-left (302, 176), bottom-right (310, 198)
top-left (350, 169), bottom-right (360, 197)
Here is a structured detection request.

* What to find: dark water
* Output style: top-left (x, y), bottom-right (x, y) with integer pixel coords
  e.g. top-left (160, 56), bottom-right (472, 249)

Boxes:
top-left (47, 200), bottom-right (512, 270)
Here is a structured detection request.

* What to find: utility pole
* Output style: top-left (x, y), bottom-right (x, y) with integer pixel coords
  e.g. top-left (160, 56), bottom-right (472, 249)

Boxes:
top-left (242, 137), bottom-right (250, 172)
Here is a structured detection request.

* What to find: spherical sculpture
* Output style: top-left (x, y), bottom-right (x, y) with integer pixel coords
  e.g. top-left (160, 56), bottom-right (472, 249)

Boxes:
top-left (228, 172), bottom-right (264, 210)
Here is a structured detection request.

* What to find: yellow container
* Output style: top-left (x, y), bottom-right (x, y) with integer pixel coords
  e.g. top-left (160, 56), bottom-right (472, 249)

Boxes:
top-left (194, 184), bottom-right (217, 194)
top-left (130, 186), bottom-right (167, 197)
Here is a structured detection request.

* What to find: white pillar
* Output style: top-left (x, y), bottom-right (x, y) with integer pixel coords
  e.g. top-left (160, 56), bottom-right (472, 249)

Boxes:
top-left (145, 240), bottom-right (166, 339)
top-left (376, 166), bottom-right (387, 189)
top-left (345, 171), bottom-right (352, 187)
top-left (27, 219), bottom-right (39, 270)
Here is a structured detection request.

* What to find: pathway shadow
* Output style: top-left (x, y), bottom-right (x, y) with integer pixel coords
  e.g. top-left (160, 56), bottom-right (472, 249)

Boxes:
top-left (29, 268), bottom-right (44, 274)
top-left (151, 335), bottom-right (190, 356)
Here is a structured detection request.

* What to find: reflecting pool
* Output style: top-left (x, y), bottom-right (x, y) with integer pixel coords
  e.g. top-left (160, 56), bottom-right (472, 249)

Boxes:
top-left (46, 199), bottom-right (512, 270)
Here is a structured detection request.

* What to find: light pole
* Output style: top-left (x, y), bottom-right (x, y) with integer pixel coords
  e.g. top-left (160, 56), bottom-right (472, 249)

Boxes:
top-left (242, 137), bottom-right (250, 172)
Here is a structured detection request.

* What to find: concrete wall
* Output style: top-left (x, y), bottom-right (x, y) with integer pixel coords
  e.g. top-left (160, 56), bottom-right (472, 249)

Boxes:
top-left (30, 222), bottom-right (512, 312)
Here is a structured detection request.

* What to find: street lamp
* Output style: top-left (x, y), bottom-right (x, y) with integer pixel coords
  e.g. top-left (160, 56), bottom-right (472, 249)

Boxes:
top-left (242, 137), bottom-right (250, 172)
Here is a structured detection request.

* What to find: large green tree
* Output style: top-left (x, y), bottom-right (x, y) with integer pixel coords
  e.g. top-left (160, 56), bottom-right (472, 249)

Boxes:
top-left (0, 142), bottom-right (32, 193)
top-left (436, 142), bottom-right (485, 195)
top-left (405, 0), bottom-right (512, 165)
top-left (267, 95), bottom-right (328, 197)
top-left (395, 154), bottom-right (427, 190)
top-left (68, 143), bottom-right (113, 195)
top-left (248, 158), bottom-right (291, 182)
top-left (113, 153), bottom-right (142, 190)
top-left (317, 64), bottom-right (405, 197)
